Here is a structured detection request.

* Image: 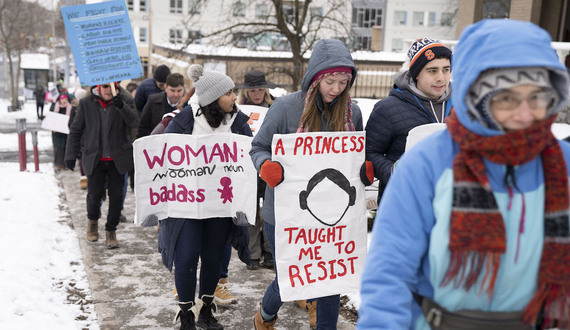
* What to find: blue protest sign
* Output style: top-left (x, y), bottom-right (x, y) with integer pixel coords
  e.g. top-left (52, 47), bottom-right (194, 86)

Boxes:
top-left (61, 1), bottom-right (143, 86)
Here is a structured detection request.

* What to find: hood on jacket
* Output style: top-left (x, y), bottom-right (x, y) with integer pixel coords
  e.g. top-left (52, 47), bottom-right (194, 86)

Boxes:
top-left (300, 39), bottom-right (357, 93)
top-left (452, 19), bottom-right (569, 137)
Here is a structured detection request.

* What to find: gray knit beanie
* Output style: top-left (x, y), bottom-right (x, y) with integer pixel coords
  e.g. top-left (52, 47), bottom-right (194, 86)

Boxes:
top-left (187, 64), bottom-right (235, 106)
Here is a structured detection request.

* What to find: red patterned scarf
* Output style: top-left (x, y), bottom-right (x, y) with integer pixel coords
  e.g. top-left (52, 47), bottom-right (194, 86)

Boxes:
top-left (445, 110), bottom-right (569, 327)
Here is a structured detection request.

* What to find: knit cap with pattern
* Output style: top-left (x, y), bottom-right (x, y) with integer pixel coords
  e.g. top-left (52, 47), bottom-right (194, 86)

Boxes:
top-left (407, 37), bottom-right (452, 81)
top-left (187, 64), bottom-right (235, 107)
top-left (467, 67), bottom-right (554, 130)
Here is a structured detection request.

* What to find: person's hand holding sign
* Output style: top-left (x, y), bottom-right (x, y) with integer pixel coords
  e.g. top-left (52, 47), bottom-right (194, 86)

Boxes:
top-left (360, 161), bottom-right (374, 186)
top-left (111, 95), bottom-right (124, 109)
top-left (260, 159), bottom-right (284, 188)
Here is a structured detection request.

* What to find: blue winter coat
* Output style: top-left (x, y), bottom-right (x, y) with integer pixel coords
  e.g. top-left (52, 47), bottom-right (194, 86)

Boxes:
top-left (249, 38), bottom-right (363, 226)
top-left (158, 105), bottom-right (253, 271)
top-left (357, 19), bottom-right (570, 329)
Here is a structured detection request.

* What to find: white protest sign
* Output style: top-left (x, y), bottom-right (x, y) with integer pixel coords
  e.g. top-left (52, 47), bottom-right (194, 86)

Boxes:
top-left (405, 123), bottom-right (446, 151)
top-left (273, 131), bottom-right (367, 301)
top-left (133, 133), bottom-right (257, 226)
top-left (237, 104), bottom-right (269, 136)
top-left (40, 111), bottom-right (70, 134)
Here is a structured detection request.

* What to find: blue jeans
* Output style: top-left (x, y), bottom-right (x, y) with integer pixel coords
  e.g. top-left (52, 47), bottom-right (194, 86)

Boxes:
top-left (262, 222), bottom-right (341, 329)
top-left (174, 218), bottom-right (232, 303)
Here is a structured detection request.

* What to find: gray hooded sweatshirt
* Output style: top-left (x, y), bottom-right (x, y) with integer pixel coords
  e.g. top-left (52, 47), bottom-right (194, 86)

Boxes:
top-left (249, 39), bottom-right (363, 225)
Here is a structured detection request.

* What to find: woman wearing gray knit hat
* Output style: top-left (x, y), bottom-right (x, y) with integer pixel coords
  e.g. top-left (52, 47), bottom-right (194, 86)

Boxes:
top-left (158, 64), bottom-right (253, 330)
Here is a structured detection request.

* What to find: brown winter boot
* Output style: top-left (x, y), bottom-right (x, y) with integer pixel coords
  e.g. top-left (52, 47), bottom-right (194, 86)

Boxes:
top-left (306, 300), bottom-right (317, 329)
top-left (105, 230), bottom-right (119, 249)
top-left (79, 176), bottom-right (87, 190)
top-left (253, 303), bottom-right (277, 330)
top-left (86, 220), bottom-right (98, 242)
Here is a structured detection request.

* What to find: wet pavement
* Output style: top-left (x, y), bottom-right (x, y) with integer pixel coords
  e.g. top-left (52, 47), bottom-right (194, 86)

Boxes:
top-left (58, 168), bottom-right (357, 329)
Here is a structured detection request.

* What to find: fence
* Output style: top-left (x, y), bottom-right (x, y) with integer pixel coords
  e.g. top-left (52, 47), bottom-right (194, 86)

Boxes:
top-left (240, 64), bottom-right (400, 99)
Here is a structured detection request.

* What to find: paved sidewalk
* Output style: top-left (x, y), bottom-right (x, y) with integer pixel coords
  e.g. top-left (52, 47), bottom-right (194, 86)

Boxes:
top-left (59, 169), bottom-right (356, 329)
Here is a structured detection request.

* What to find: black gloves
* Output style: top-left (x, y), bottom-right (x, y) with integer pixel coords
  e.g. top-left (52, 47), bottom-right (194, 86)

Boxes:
top-left (65, 159), bottom-right (76, 171)
top-left (111, 96), bottom-right (124, 109)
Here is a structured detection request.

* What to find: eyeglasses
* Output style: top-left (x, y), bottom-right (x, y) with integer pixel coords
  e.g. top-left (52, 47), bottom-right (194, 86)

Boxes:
top-left (101, 84), bottom-right (111, 89)
top-left (490, 89), bottom-right (557, 111)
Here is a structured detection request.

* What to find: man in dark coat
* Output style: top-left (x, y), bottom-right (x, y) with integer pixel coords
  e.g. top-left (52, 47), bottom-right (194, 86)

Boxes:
top-left (365, 38), bottom-right (452, 204)
top-left (64, 82), bottom-right (139, 249)
top-left (134, 64), bottom-right (170, 115)
top-left (136, 72), bottom-right (185, 138)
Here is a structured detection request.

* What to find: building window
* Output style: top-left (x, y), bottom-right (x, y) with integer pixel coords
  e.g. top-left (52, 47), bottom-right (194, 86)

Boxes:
top-left (394, 11), bottom-right (406, 26)
top-left (482, 0), bottom-right (510, 19)
top-left (170, 0), bottom-right (182, 13)
top-left (310, 7), bottom-right (323, 21)
top-left (427, 12), bottom-right (436, 26)
top-left (188, 0), bottom-right (201, 14)
top-left (139, 0), bottom-right (146, 12)
top-left (353, 36), bottom-right (371, 50)
top-left (412, 11), bottom-right (424, 26)
top-left (441, 12), bottom-right (453, 26)
top-left (392, 38), bottom-right (403, 52)
top-left (233, 1), bottom-right (246, 17)
top-left (139, 27), bottom-right (147, 43)
top-left (352, 7), bottom-right (383, 28)
top-left (127, 0), bottom-right (134, 10)
top-left (255, 4), bottom-right (268, 18)
top-left (169, 29), bottom-right (184, 43)
top-left (188, 30), bottom-right (201, 44)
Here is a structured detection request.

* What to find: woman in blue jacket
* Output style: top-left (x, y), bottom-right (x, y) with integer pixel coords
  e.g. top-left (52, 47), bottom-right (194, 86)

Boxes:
top-left (358, 19), bottom-right (570, 329)
top-left (160, 64), bottom-right (252, 330)
top-left (250, 38), bottom-right (373, 329)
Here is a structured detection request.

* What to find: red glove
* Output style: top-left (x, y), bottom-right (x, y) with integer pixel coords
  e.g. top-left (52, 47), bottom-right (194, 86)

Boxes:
top-left (260, 160), bottom-right (284, 188)
top-left (360, 161), bottom-right (374, 186)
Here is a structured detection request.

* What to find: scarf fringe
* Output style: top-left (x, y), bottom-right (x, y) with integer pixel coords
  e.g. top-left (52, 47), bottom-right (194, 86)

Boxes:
top-left (523, 283), bottom-right (569, 328)
top-left (441, 251), bottom-right (501, 298)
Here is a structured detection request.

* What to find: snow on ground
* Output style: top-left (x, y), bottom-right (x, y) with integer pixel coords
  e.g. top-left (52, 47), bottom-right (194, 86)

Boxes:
top-left (0, 100), bottom-right (98, 329)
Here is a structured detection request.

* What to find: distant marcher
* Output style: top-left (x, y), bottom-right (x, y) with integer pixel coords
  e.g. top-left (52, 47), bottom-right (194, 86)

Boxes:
top-left (126, 81), bottom-right (138, 99)
top-left (50, 94), bottom-right (74, 171)
top-left (137, 73), bottom-right (185, 138)
top-left (134, 64), bottom-right (171, 115)
top-left (237, 69), bottom-right (276, 271)
top-left (358, 19), bottom-right (570, 330)
top-left (64, 82), bottom-right (139, 249)
top-left (34, 85), bottom-right (47, 120)
top-left (159, 64), bottom-right (252, 330)
top-left (365, 38), bottom-right (452, 205)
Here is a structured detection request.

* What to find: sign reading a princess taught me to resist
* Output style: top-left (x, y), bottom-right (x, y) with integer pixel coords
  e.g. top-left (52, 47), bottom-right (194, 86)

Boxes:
top-left (61, 0), bottom-right (143, 86)
top-left (133, 134), bottom-right (257, 226)
top-left (272, 131), bottom-right (368, 301)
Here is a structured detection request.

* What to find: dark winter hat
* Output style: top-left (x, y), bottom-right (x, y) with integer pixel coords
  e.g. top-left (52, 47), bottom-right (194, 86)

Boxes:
top-left (153, 65), bottom-right (171, 83)
top-left (187, 64), bottom-right (235, 106)
top-left (408, 38), bottom-right (452, 81)
top-left (237, 70), bottom-right (277, 89)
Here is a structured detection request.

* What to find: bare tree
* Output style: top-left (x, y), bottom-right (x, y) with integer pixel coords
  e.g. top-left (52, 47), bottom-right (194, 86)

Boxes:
top-left (181, 0), bottom-right (351, 90)
top-left (0, 0), bottom-right (52, 109)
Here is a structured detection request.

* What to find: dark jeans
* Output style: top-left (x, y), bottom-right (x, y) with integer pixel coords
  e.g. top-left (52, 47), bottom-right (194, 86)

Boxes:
top-left (36, 102), bottom-right (44, 119)
top-left (262, 222), bottom-right (341, 329)
top-left (220, 243), bottom-right (231, 279)
top-left (86, 160), bottom-right (124, 231)
top-left (174, 218), bottom-right (232, 303)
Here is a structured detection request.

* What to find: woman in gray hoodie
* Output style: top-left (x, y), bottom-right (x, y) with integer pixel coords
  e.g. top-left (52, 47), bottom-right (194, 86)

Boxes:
top-left (250, 39), bottom-right (372, 329)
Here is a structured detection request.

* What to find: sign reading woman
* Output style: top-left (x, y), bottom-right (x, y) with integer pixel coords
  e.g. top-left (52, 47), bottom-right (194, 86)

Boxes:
top-left (133, 133), bottom-right (257, 226)
top-left (272, 131), bottom-right (368, 301)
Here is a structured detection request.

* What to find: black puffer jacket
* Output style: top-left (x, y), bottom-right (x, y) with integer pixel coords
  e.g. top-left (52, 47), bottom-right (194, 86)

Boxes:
top-left (365, 71), bottom-right (452, 203)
